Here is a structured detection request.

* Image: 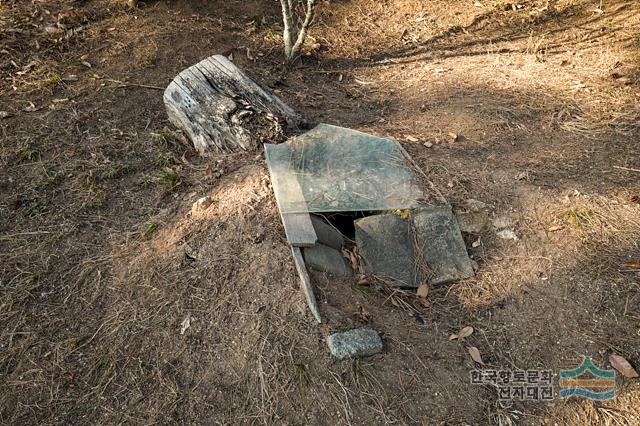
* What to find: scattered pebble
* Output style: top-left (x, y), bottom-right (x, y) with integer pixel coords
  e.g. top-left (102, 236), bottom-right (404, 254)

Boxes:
top-left (497, 229), bottom-right (518, 240)
top-left (327, 328), bottom-right (383, 360)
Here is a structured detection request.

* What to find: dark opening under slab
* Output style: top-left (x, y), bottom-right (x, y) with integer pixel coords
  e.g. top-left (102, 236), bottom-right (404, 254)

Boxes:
top-left (322, 211), bottom-right (371, 239)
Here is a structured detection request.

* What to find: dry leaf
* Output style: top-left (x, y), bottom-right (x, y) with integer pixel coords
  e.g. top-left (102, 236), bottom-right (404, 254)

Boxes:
top-left (624, 260), bottom-right (640, 269)
top-left (609, 354), bottom-right (639, 378)
top-left (416, 282), bottom-right (429, 306)
top-left (468, 346), bottom-right (484, 365)
top-left (404, 135), bottom-right (419, 142)
top-left (449, 326), bottom-right (474, 340)
top-left (355, 303), bottom-right (371, 323)
top-left (417, 282), bottom-right (429, 298)
top-left (23, 102), bottom-right (41, 112)
top-left (447, 132), bottom-right (459, 142)
top-left (389, 296), bottom-right (400, 308)
top-left (356, 278), bottom-right (370, 286)
top-left (548, 225), bottom-right (563, 232)
top-left (458, 326), bottom-right (474, 338)
top-left (179, 315), bottom-right (191, 335)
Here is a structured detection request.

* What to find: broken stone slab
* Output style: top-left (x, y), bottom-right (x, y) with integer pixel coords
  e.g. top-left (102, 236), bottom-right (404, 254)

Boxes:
top-left (354, 214), bottom-right (418, 288)
top-left (303, 243), bottom-right (353, 277)
top-left (412, 206), bottom-right (475, 285)
top-left (310, 215), bottom-right (344, 250)
top-left (327, 328), bottom-right (383, 360)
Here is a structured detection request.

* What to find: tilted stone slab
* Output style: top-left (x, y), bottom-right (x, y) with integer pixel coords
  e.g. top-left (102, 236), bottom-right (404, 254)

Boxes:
top-left (354, 214), bottom-right (417, 287)
top-left (412, 206), bottom-right (475, 285)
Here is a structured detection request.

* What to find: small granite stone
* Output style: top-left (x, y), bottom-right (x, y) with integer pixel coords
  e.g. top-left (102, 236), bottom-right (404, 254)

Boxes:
top-left (327, 328), bottom-right (383, 360)
top-left (412, 205), bottom-right (475, 285)
top-left (354, 214), bottom-right (417, 287)
top-left (303, 243), bottom-right (353, 277)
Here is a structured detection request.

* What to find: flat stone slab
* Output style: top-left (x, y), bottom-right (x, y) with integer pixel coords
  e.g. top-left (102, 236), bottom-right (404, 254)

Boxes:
top-left (327, 328), bottom-right (383, 360)
top-left (303, 243), bottom-right (353, 277)
top-left (412, 206), bottom-right (475, 285)
top-left (354, 214), bottom-right (417, 287)
top-left (310, 215), bottom-right (344, 250)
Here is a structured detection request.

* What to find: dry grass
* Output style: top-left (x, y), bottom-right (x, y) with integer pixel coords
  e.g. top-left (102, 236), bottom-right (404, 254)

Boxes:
top-left (1, 0), bottom-right (639, 424)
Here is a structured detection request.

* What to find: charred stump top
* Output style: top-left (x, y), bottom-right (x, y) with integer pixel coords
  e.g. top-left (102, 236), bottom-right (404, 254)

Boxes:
top-left (164, 55), bottom-right (301, 155)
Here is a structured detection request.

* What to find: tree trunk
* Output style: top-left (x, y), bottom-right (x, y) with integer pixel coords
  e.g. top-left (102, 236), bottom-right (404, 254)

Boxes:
top-left (164, 54), bottom-right (301, 155)
top-left (280, 0), bottom-right (317, 64)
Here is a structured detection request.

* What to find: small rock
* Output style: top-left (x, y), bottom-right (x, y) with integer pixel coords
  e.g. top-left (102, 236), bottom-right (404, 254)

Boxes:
top-left (455, 199), bottom-right (493, 233)
top-left (310, 215), bottom-right (344, 249)
top-left (412, 205), bottom-right (475, 285)
top-left (497, 229), bottom-right (518, 240)
top-left (424, 141), bottom-right (433, 148)
top-left (303, 243), bottom-right (352, 277)
top-left (491, 214), bottom-right (513, 229)
top-left (327, 328), bottom-right (383, 360)
top-left (0, 111), bottom-right (13, 119)
top-left (179, 316), bottom-right (191, 335)
top-left (191, 196), bottom-right (213, 215)
top-left (355, 214), bottom-right (417, 287)
top-left (456, 210), bottom-right (492, 233)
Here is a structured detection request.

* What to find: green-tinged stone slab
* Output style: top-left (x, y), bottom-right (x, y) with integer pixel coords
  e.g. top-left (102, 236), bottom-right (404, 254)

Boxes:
top-left (265, 124), bottom-right (424, 214)
top-left (354, 214), bottom-right (418, 288)
top-left (412, 206), bottom-right (475, 285)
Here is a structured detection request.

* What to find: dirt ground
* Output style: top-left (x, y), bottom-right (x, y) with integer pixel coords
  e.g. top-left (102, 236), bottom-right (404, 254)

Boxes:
top-left (1, 0), bottom-right (639, 424)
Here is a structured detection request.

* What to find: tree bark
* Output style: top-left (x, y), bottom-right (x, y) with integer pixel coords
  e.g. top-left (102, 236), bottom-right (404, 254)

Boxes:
top-left (164, 55), bottom-right (301, 155)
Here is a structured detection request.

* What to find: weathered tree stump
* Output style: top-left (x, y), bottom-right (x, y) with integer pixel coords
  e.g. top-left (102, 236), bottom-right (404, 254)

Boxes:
top-left (164, 55), bottom-right (301, 155)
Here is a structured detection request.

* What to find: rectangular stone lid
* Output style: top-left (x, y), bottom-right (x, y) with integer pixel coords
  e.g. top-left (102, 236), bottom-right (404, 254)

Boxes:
top-left (265, 124), bottom-right (424, 213)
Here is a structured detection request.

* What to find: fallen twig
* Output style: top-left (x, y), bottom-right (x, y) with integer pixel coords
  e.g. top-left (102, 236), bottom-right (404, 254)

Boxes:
top-left (103, 78), bottom-right (165, 91)
top-left (613, 165), bottom-right (640, 173)
top-left (393, 140), bottom-right (447, 203)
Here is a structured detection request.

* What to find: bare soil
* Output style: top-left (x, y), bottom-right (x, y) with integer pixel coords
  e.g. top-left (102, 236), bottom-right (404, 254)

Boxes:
top-left (1, 0), bottom-right (639, 424)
